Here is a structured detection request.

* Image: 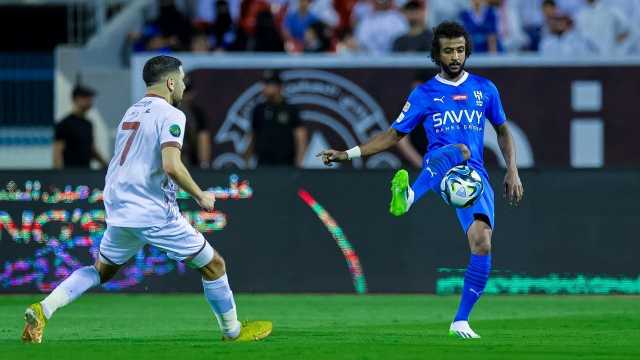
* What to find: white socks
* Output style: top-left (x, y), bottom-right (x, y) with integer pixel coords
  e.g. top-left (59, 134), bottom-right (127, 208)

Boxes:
top-left (202, 274), bottom-right (241, 338)
top-left (407, 186), bottom-right (415, 209)
top-left (40, 265), bottom-right (101, 319)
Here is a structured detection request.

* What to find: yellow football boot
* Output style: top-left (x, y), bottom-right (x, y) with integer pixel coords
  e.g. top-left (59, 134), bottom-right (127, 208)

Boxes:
top-left (22, 303), bottom-right (47, 344)
top-left (224, 321), bottom-right (272, 342)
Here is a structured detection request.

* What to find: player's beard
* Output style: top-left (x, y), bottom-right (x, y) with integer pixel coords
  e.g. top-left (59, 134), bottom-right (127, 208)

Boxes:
top-left (171, 94), bottom-right (182, 107)
top-left (442, 59), bottom-right (466, 79)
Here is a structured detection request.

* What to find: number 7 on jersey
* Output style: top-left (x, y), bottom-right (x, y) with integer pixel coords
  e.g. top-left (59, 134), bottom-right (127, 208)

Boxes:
top-left (119, 121), bottom-right (140, 165)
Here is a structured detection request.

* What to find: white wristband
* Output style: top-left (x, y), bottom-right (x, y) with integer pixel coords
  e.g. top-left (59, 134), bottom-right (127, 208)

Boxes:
top-left (345, 146), bottom-right (361, 160)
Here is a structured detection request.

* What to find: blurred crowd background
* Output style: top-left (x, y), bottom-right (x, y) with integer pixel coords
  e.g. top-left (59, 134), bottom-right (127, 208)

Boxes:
top-left (127, 0), bottom-right (640, 56)
top-left (1, 0), bottom-right (639, 170)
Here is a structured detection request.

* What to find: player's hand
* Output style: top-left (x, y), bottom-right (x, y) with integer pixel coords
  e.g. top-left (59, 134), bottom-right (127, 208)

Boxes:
top-left (196, 191), bottom-right (216, 211)
top-left (316, 149), bottom-right (348, 167)
top-left (503, 170), bottom-right (523, 206)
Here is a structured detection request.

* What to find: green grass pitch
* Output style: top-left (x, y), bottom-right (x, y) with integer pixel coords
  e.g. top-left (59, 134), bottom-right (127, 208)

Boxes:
top-left (1, 294), bottom-right (639, 359)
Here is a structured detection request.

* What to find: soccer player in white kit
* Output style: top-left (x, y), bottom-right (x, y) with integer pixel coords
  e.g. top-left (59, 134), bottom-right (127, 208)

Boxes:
top-left (22, 55), bottom-right (272, 343)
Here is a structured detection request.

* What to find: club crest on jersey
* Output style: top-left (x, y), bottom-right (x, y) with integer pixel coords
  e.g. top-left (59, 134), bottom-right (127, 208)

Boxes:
top-left (452, 94), bottom-right (467, 101)
top-left (169, 124), bottom-right (181, 137)
top-left (474, 90), bottom-right (483, 106)
top-left (402, 101), bottom-right (411, 112)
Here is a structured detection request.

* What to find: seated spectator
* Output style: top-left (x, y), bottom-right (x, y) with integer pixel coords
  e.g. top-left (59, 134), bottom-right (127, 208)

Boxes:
top-left (515, 0), bottom-right (545, 51)
top-left (490, 0), bottom-right (528, 52)
top-left (427, 0), bottom-right (469, 28)
top-left (304, 21), bottom-right (333, 52)
top-left (53, 85), bottom-right (107, 169)
top-left (539, 1), bottom-right (588, 56)
top-left (574, 0), bottom-right (630, 55)
top-left (355, 0), bottom-right (409, 54)
top-left (459, 0), bottom-right (502, 53)
top-left (336, 28), bottom-right (361, 54)
top-left (248, 9), bottom-right (286, 52)
top-left (209, 0), bottom-right (243, 51)
top-left (392, 0), bottom-right (433, 52)
top-left (190, 32), bottom-right (212, 52)
top-left (283, 0), bottom-right (319, 51)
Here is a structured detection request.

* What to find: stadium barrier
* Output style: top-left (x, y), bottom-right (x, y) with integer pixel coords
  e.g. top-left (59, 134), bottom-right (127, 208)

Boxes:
top-left (1, 169), bottom-right (638, 294)
top-left (129, 54), bottom-right (640, 169)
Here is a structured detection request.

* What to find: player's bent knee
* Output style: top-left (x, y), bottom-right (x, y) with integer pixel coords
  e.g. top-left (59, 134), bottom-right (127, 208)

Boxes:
top-left (468, 223), bottom-right (492, 255)
top-left (188, 241), bottom-right (215, 269)
top-left (94, 260), bottom-right (120, 284)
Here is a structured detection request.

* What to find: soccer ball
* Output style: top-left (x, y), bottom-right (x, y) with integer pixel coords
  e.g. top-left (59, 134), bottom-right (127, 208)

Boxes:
top-left (439, 165), bottom-right (484, 208)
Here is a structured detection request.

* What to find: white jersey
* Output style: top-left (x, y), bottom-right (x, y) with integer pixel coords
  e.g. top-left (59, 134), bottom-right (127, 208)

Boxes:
top-left (104, 95), bottom-right (186, 227)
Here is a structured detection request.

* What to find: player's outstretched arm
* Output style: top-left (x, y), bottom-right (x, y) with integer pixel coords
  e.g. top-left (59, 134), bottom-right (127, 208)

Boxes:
top-left (161, 146), bottom-right (215, 211)
top-left (495, 123), bottom-right (524, 206)
top-left (316, 128), bottom-right (404, 166)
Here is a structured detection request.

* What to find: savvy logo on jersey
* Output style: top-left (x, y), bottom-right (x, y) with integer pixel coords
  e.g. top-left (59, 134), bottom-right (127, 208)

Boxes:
top-left (432, 110), bottom-right (484, 133)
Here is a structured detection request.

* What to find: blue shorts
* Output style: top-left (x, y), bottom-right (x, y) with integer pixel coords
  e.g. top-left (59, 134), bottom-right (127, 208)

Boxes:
top-left (455, 171), bottom-right (495, 234)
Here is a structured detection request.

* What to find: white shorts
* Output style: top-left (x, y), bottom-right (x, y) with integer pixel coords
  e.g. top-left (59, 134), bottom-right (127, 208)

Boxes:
top-left (99, 216), bottom-right (209, 266)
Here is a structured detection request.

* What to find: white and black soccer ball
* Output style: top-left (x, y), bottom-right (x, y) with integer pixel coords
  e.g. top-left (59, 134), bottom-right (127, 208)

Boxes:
top-left (439, 165), bottom-right (484, 208)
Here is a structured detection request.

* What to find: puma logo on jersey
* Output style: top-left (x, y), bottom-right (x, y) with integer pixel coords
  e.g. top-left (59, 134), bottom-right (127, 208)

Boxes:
top-left (433, 96), bottom-right (445, 103)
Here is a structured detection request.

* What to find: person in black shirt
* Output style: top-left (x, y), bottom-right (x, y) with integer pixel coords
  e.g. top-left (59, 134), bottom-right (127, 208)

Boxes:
top-left (392, 1), bottom-right (433, 53)
top-left (53, 85), bottom-right (108, 169)
top-left (245, 70), bottom-right (308, 167)
top-left (179, 86), bottom-right (211, 168)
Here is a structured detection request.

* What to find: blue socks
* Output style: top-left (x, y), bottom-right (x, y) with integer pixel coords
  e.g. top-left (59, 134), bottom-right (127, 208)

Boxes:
top-left (412, 144), bottom-right (466, 202)
top-left (454, 254), bottom-right (492, 322)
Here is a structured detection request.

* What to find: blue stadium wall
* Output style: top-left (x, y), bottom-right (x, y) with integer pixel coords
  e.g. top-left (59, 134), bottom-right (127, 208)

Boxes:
top-left (0, 170), bottom-right (638, 294)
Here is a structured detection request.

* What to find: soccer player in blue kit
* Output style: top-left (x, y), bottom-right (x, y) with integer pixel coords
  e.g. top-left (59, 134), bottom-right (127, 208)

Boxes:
top-left (318, 21), bottom-right (524, 339)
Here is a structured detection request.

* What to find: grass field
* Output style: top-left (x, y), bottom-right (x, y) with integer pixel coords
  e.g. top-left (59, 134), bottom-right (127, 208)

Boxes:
top-left (1, 294), bottom-right (639, 360)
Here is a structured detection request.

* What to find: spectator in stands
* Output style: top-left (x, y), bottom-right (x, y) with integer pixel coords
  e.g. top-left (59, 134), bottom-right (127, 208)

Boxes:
top-left (208, 0), bottom-right (244, 51)
top-left (283, 0), bottom-right (319, 51)
top-left (604, 0), bottom-right (640, 54)
top-left (336, 28), bottom-right (360, 54)
top-left (459, 0), bottom-right (502, 53)
top-left (574, 0), bottom-right (630, 55)
top-left (490, 0), bottom-right (528, 52)
top-left (514, 0), bottom-right (545, 51)
top-left (304, 21), bottom-right (333, 52)
top-left (306, 0), bottom-right (340, 28)
top-left (392, 0), bottom-right (433, 52)
top-left (426, 0), bottom-right (469, 29)
top-left (53, 85), bottom-right (107, 169)
top-left (153, 0), bottom-right (192, 50)
top-left (539, 0), bottom-right (588, 56)
top-left (355, 0), bottom-right (408, 54)
top-left (248, 9), bottom-right (286, 52)
top-left (179, 86), bottom-right (211, 168)
top-left (190, 32), bottom-right (212, 52)
top-left (245, 70), bottom-right (308, 168)
top-left (193, 0), bottom-right (241, 24)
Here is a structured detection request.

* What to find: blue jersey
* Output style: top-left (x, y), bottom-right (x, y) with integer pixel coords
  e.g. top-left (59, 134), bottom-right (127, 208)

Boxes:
top-left (392, 71), bottom-right (506, 177)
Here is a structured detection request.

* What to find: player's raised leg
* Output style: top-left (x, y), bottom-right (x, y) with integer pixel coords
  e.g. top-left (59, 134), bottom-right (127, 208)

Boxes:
top-left (390, 143), bottom-right (470, 216)
top-left (450, 218), bottom-right (492, 339)
top-left (196, 247), bottom-right (272, 341)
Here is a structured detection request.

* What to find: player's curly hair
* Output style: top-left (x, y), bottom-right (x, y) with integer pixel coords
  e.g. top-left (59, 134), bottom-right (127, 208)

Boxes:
top-left (430, 21), bottom-right (473, 66)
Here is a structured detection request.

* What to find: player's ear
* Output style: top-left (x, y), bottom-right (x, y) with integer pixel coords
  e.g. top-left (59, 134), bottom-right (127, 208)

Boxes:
top-left (166, 76), bottom-right (175, 92)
